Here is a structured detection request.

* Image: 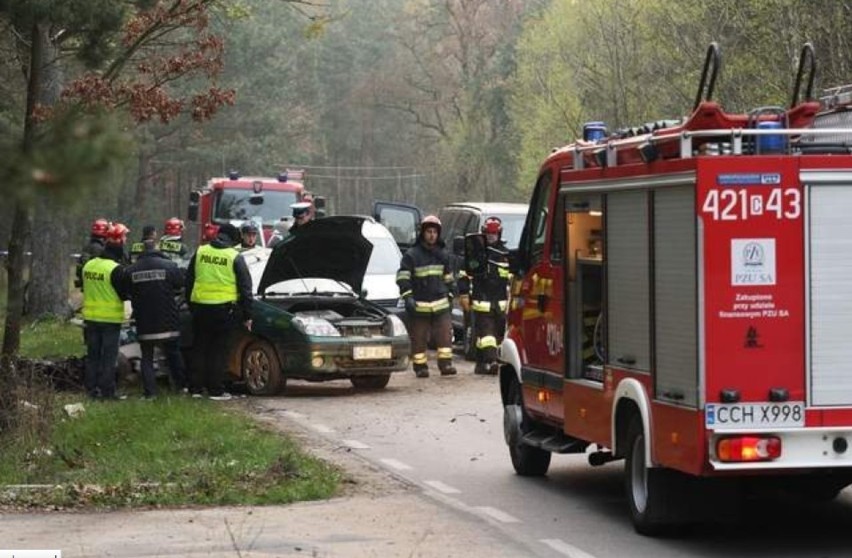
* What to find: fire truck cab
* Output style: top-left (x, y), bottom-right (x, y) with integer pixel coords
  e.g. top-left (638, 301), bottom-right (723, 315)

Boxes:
top-left (499, 43), bottom-right (852, 534)
top-left (187, 169), bottom-right (325, 245)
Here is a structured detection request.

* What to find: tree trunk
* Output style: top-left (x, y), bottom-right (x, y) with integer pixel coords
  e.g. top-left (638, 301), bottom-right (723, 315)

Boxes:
top-left (27, 29), bottom-right (69, 318)
top-left (2, 22), bottom-right (45, 357)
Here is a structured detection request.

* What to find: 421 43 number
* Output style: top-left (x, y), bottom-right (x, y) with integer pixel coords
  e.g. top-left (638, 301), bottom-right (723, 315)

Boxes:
top-left (702, 187), bottom-right (801, 221)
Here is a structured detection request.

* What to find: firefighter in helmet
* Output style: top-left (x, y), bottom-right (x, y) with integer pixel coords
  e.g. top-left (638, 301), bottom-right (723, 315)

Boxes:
top-left (159, 217), bottom-right (189, 263)
top-left (76, 218), bottom-right (111, 288)
top-left (104, 222), bottom-right (131, 264)
top-left (201, 222), bottom-right (219, 244)
top-left (396, 215), bottom-right (457, 377)
top-left (238, 222), bottom-right (260, 251)
top-left (458, 216), bottom-right (510, 375)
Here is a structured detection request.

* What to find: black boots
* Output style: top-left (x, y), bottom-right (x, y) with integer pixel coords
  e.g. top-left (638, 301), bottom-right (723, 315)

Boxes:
top-left (438, 360), bottom-right (457, 376)
top-left (475, 361), bottom-right (499, 375)
top-left (414, 363), bottom-right (430, 378)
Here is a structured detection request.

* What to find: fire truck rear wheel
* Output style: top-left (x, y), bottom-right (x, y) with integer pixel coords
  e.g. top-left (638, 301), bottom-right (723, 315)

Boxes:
top-left (242, 339), bottom-right (285, 395)
top-left (505, 380), bottom-right (551, 476)
top-left (625, 415), bottom-right (678, 536)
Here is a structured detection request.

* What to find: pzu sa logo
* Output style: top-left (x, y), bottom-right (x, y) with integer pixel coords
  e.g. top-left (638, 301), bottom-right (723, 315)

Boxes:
top-left (760, 173), bottom-right (781, 185)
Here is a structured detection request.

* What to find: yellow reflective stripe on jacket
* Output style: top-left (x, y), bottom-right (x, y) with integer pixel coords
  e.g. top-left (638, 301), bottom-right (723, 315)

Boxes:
top-left (472, 299), bottom-right (508, 313)
top-left (497, 266), bottom-right (511, 279)
top-left (82, 258), bottom-right (123, 323)
top-left (414, 297), bottom-right (451, 313)
top-left (396, 270), bottom-right (411, 281)
top-left (191, 244), bottom-right (239, 304)
top-left (413, 264), bottom-right (445, 278)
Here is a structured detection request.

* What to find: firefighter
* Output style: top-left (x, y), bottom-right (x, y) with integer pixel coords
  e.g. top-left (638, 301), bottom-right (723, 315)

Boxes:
top-left (238, 222), bottom-right (259, 251)
top-left (159, 217), bottom-right (189, 263)
top-left (104, 222), bottom-right (131, 264)
top-left (81, 226), bottom-right (129, 400)
top-left (201, 222), bottom-right (219, 244)
top-left (129, 224), bottom-right (157, 263)
top-left (75, 218), bottom-right (111, 288)
top-left (289, 201), bottom-right (314, 232)
top-left (458, 216), bottom-right (510, 375)
top-left (185, 223), bottom-right (252, 400)
top-left (396, 215), bottom-right (457, 377)
top-left (124, 237), bottom-right (187, 398)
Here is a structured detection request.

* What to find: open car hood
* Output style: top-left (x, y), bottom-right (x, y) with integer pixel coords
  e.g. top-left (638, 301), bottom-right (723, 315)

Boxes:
top-left (258, 216), bottom-right (373, 295)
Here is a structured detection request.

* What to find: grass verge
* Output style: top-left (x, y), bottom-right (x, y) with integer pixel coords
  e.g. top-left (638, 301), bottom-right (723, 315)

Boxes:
top-left (0, 394), bottom-right (341, 509)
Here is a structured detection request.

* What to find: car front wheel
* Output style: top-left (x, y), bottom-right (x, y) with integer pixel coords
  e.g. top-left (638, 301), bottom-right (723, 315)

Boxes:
top-left (242, 339), bottom-right (284, 395)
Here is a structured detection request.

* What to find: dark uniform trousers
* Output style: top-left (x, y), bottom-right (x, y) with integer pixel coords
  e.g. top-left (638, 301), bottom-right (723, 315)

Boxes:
top-left (190, 303), bottom-right (237, 396)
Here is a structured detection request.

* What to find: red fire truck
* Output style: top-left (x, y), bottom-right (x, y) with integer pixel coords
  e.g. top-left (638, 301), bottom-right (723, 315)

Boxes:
top-left (498, 43), bottom-right (852, 534)
top-left (187, 169), bottom-right (325, 244)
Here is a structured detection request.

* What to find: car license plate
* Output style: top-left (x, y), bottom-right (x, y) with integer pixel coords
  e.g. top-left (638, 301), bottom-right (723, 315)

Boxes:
top-left (705, 402), bottom-right (804, 430)
top-left (353, 345), bottom-right (392, 360)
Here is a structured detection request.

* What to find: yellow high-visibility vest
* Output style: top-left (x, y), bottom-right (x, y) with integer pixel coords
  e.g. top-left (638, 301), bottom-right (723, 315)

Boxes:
top-left (191, 244), bottom-right (238, 304)
top-left (82, 258), bottom-right (124, 323)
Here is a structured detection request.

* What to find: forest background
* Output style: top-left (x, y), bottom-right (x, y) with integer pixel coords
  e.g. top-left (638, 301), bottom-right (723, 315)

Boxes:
top-left (2, 0), bottom-right (852, 348)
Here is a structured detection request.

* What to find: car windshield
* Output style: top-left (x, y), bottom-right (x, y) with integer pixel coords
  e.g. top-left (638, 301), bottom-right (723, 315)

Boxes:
top-left (498, 214), bottom-right (527, 250)
top-left (366, 236), bottom-right (401, 275)
top-left (214, 190), bottom-right (299, 226)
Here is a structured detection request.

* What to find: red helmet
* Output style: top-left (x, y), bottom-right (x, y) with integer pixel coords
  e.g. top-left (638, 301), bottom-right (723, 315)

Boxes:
top-left (90, 218), bottom-right (111, 238)
top-left (107, 222), bottom-right (130, 244)
top-left (421, 214), bottom-right (442, 233)
top-left (202, 222), bottom-right (219, 242)
top-left (482, 216), bottom-right (502, 237)
top-left (164, 217), bottom-right (184, 236)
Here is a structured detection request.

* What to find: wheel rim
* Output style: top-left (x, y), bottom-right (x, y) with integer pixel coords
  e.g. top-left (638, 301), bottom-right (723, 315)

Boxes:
top-left (630, 433), bottom-right (648, 513)
top-left (244, 347), bottom-right (271, 392)
top-left (504, 383), bottom-right (525, 447)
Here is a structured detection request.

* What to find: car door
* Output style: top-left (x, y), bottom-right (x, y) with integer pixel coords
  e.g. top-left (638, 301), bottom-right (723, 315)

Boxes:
top-left (373, 201), bottom-right (422, 252)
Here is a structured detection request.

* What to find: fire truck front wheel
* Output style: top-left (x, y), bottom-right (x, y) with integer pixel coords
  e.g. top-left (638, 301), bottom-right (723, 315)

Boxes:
top-left (624, 415), bottom-right (682, 535)
top-left (504, 380), bottom-right (551, 476)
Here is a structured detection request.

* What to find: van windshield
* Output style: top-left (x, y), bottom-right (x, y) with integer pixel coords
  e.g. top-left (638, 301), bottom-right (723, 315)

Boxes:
top-left (214, 190), bottom-right (299, 226)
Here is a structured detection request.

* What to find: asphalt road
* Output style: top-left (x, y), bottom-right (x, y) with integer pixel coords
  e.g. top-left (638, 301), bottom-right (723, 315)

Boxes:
top-left (250, 356), bottom-right (852, 558)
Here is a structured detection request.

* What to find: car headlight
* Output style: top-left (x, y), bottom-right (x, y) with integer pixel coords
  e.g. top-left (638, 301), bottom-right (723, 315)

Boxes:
top-left (292, 316), bottom-right (341, 337)
top-left (386, 314), bottom-right (408, 337)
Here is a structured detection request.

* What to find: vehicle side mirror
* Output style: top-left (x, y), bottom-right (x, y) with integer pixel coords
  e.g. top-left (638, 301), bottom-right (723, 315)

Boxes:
top-left (464, 233), bottom-right (488, 277)
top-left (187, 191), bottom-right (200, 222)
top-left (314, 196), bottom-right (326, 210)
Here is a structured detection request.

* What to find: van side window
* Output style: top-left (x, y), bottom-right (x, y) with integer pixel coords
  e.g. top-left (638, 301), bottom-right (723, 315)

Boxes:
top-left (526, 172), bottom-right (552, 264)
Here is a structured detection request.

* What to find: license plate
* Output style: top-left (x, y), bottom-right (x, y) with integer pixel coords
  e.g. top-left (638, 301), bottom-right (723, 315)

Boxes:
top-left (705, 402), bottom-right (804, 430)
top-left (353, 345), bottom-right (392, 360)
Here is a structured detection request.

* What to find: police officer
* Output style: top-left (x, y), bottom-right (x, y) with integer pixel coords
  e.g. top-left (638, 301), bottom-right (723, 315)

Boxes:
top-left (396, 215), bottom-right (457, 378)
top-left (81, 226), bottom-right (129, 399)
top-left (238, 222), bottom-right (260, 251)
top-left (185, 223), bottom-right (252, 400)
top-left (124, 238), bottom-right (187, 398)
top-left (159, 217), bottom-right (189, 263)
top-left (129, 224), bottom-right (157, 263)
top-left (458, 217), bottom-right (510, 375)
top-left (289, 201), bottom-right (313, 232)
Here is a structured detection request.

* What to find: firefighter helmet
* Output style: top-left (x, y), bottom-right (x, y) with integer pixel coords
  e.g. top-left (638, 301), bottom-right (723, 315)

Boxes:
top-left (202, 222), bottom-right (219, 242)
top-left (90, 218), bottom-right (111, 238)
top-left (164, 217), bottom-right (184, 236)
top-left (420, 214), bottom-right (442, 234)
top-left (107, 222), bottom-right (130, 244)
top-left (482, 216), bottom-right (502, 237)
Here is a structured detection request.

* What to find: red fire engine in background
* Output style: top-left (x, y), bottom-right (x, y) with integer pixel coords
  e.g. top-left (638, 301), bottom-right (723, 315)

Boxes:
top-left (497, 43), bottom-right (852, 534)
top-left (187, 169), bottom-right (325, 245)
